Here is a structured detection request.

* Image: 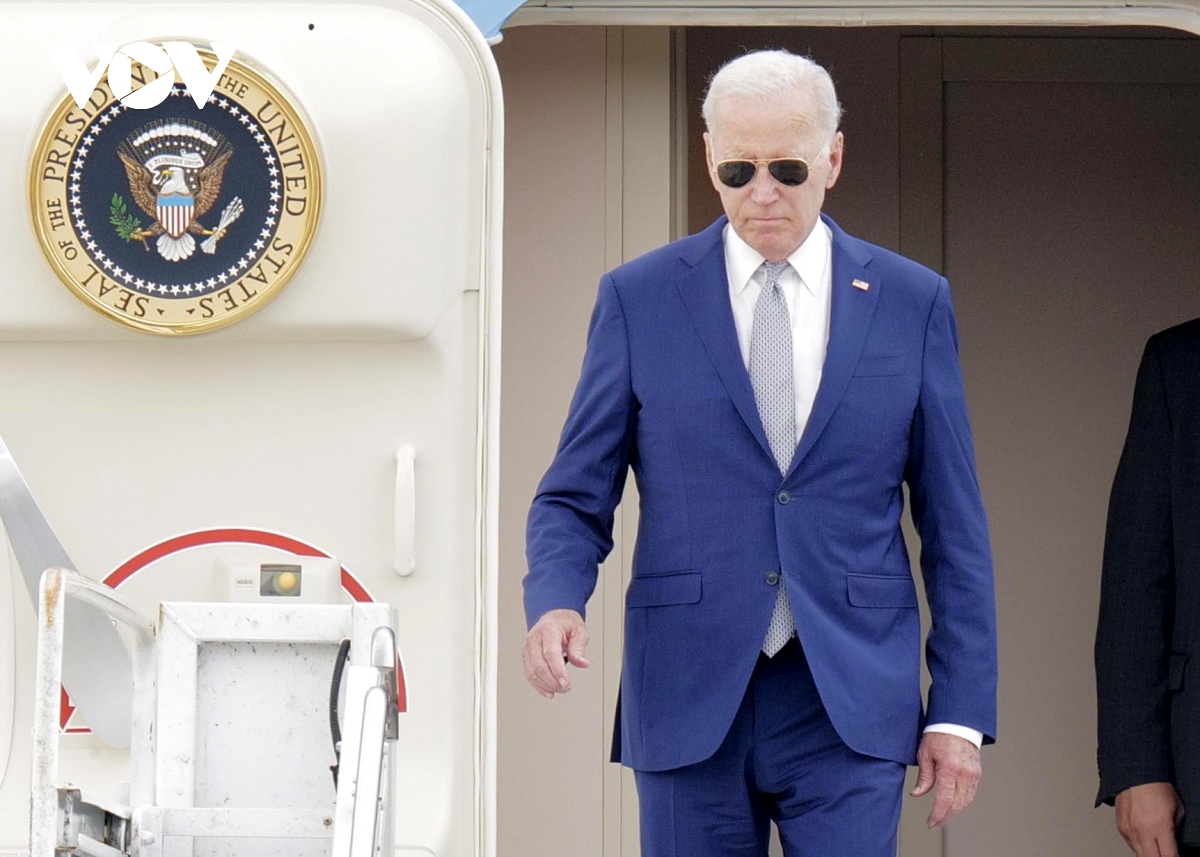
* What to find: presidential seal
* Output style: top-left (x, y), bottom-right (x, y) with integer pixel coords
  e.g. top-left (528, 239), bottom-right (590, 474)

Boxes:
top-left (30, 48), bottom-right (321, 335)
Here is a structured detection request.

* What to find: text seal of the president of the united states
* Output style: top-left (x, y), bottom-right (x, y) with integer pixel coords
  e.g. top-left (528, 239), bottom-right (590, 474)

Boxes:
top-left (30, 46), bottom-right (321, 335)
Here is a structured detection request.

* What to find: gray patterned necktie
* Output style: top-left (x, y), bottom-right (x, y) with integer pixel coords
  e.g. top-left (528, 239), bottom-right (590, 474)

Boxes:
top-left (750, 261), bottom-right (797, 657)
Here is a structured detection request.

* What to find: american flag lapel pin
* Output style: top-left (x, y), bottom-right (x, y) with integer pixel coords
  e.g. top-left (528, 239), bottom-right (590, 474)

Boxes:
top-left (852, 279), bottom-right (870, 291)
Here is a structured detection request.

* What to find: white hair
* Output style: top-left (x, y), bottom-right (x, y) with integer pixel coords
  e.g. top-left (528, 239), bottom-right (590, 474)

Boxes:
top-left (702, 50), bottom-right (843, 144)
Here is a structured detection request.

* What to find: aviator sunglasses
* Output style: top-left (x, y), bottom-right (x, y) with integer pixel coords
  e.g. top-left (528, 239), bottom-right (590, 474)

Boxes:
top-left (712, 146), bottom-right (829, 189)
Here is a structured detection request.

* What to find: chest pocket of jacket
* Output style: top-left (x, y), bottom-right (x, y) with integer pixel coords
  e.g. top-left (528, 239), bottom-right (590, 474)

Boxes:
top-left (627, 571), bottom-right (702, 608)
top-left (853, 355), bottom-right (906, 377)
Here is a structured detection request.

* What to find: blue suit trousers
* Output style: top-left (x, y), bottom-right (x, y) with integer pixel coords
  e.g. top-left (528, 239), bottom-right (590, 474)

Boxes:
top-left (634, 640), bottom-right (907, 857)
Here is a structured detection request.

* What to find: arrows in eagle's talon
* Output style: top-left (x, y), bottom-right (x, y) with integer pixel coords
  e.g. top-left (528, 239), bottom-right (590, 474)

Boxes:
top-left (201, 197), bottom-right (244, 254)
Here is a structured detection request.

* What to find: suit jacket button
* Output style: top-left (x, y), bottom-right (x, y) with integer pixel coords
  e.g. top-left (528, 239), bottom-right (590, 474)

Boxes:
top-left (777, 490), bottom-right (790, 504)
top-left (766, 572), bottom-right (780, 586)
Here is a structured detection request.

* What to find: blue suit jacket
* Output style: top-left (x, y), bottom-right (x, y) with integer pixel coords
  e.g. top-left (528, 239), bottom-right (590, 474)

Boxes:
top-left (525, 215), bottom-right (998, 771)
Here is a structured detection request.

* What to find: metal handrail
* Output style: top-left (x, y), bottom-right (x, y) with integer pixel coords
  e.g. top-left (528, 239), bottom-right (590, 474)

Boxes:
top-left (30, 568), bottom-right (157, 857)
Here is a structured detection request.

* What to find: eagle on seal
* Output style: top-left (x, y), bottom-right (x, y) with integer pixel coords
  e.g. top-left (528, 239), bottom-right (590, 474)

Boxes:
top-left (117, 121), bottom-right (241, 262)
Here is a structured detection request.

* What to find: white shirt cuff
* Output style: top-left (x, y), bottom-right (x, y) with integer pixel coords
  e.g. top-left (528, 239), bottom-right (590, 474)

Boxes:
top-left (923, 723), bottom-right (984, 748)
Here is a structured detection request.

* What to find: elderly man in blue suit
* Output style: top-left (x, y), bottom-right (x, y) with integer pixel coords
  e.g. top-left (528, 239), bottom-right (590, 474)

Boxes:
top-left (522, 49), bottom-right (998, 855)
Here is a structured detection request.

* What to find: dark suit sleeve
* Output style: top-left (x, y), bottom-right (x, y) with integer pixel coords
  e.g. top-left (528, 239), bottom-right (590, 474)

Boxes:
top-left (523, 274), bottom-right (636, 628)
top-left (1095, 335), bottom-right (1175, 805)
top-left (905, 277), bottom-right (999, 743)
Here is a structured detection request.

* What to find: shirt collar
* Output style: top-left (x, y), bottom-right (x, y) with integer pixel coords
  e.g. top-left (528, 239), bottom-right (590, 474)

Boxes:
top-left (724, 219), bottom-right (831, 298)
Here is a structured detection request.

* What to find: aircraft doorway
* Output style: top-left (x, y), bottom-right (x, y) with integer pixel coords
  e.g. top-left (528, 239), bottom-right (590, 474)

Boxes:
top-left (495, 23), bottom-right (1200, 857)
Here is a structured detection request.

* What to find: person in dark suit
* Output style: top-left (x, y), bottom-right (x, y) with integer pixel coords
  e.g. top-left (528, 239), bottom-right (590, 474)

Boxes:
top-left (522, 49), bottom-right (998, 855)
top-left (1097, 319), bottom-right (1200, 857)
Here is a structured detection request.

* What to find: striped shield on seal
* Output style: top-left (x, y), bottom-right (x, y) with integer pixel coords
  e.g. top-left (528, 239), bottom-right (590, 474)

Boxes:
top-left (157, 195), bottom-right (194, 239)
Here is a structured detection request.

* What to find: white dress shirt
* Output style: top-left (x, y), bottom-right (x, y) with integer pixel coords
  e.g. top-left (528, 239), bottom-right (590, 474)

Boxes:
top-left (722, 221), bottom-right (983, 750)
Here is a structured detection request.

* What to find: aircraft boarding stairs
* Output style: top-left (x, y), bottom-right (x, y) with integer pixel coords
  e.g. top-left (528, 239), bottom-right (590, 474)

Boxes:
top-left (23, 566), bottom-right (402, 857)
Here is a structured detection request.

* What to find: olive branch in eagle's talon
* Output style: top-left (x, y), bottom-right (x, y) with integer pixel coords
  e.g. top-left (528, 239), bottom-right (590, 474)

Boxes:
top-left (109, 193), bottom-right (147, 248)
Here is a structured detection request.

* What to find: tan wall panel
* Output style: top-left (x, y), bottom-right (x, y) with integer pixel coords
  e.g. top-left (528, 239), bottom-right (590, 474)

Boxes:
top-left (495, 26), bottom-right (673, 857)
top-left (494, 27), bottom-right (611, 857)
top-left (940, 68), bottom-right (1200, 855)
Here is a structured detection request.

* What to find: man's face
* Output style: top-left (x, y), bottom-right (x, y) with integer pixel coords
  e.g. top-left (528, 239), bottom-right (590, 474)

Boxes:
top-left (704, 91), bottom-right (843, 262)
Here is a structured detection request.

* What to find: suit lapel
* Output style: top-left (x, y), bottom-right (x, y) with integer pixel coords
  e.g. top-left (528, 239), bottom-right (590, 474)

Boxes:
top-left (787, 219), bottom-right (881, 477)
top-left (675, 219), bottom-right (775, 462)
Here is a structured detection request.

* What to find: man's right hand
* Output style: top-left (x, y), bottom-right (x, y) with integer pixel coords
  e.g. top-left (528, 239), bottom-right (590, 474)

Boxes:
top-left (1115, 782), bottom-right (1186, 857)
top-left (522, 608), bottom-right (590, 699)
